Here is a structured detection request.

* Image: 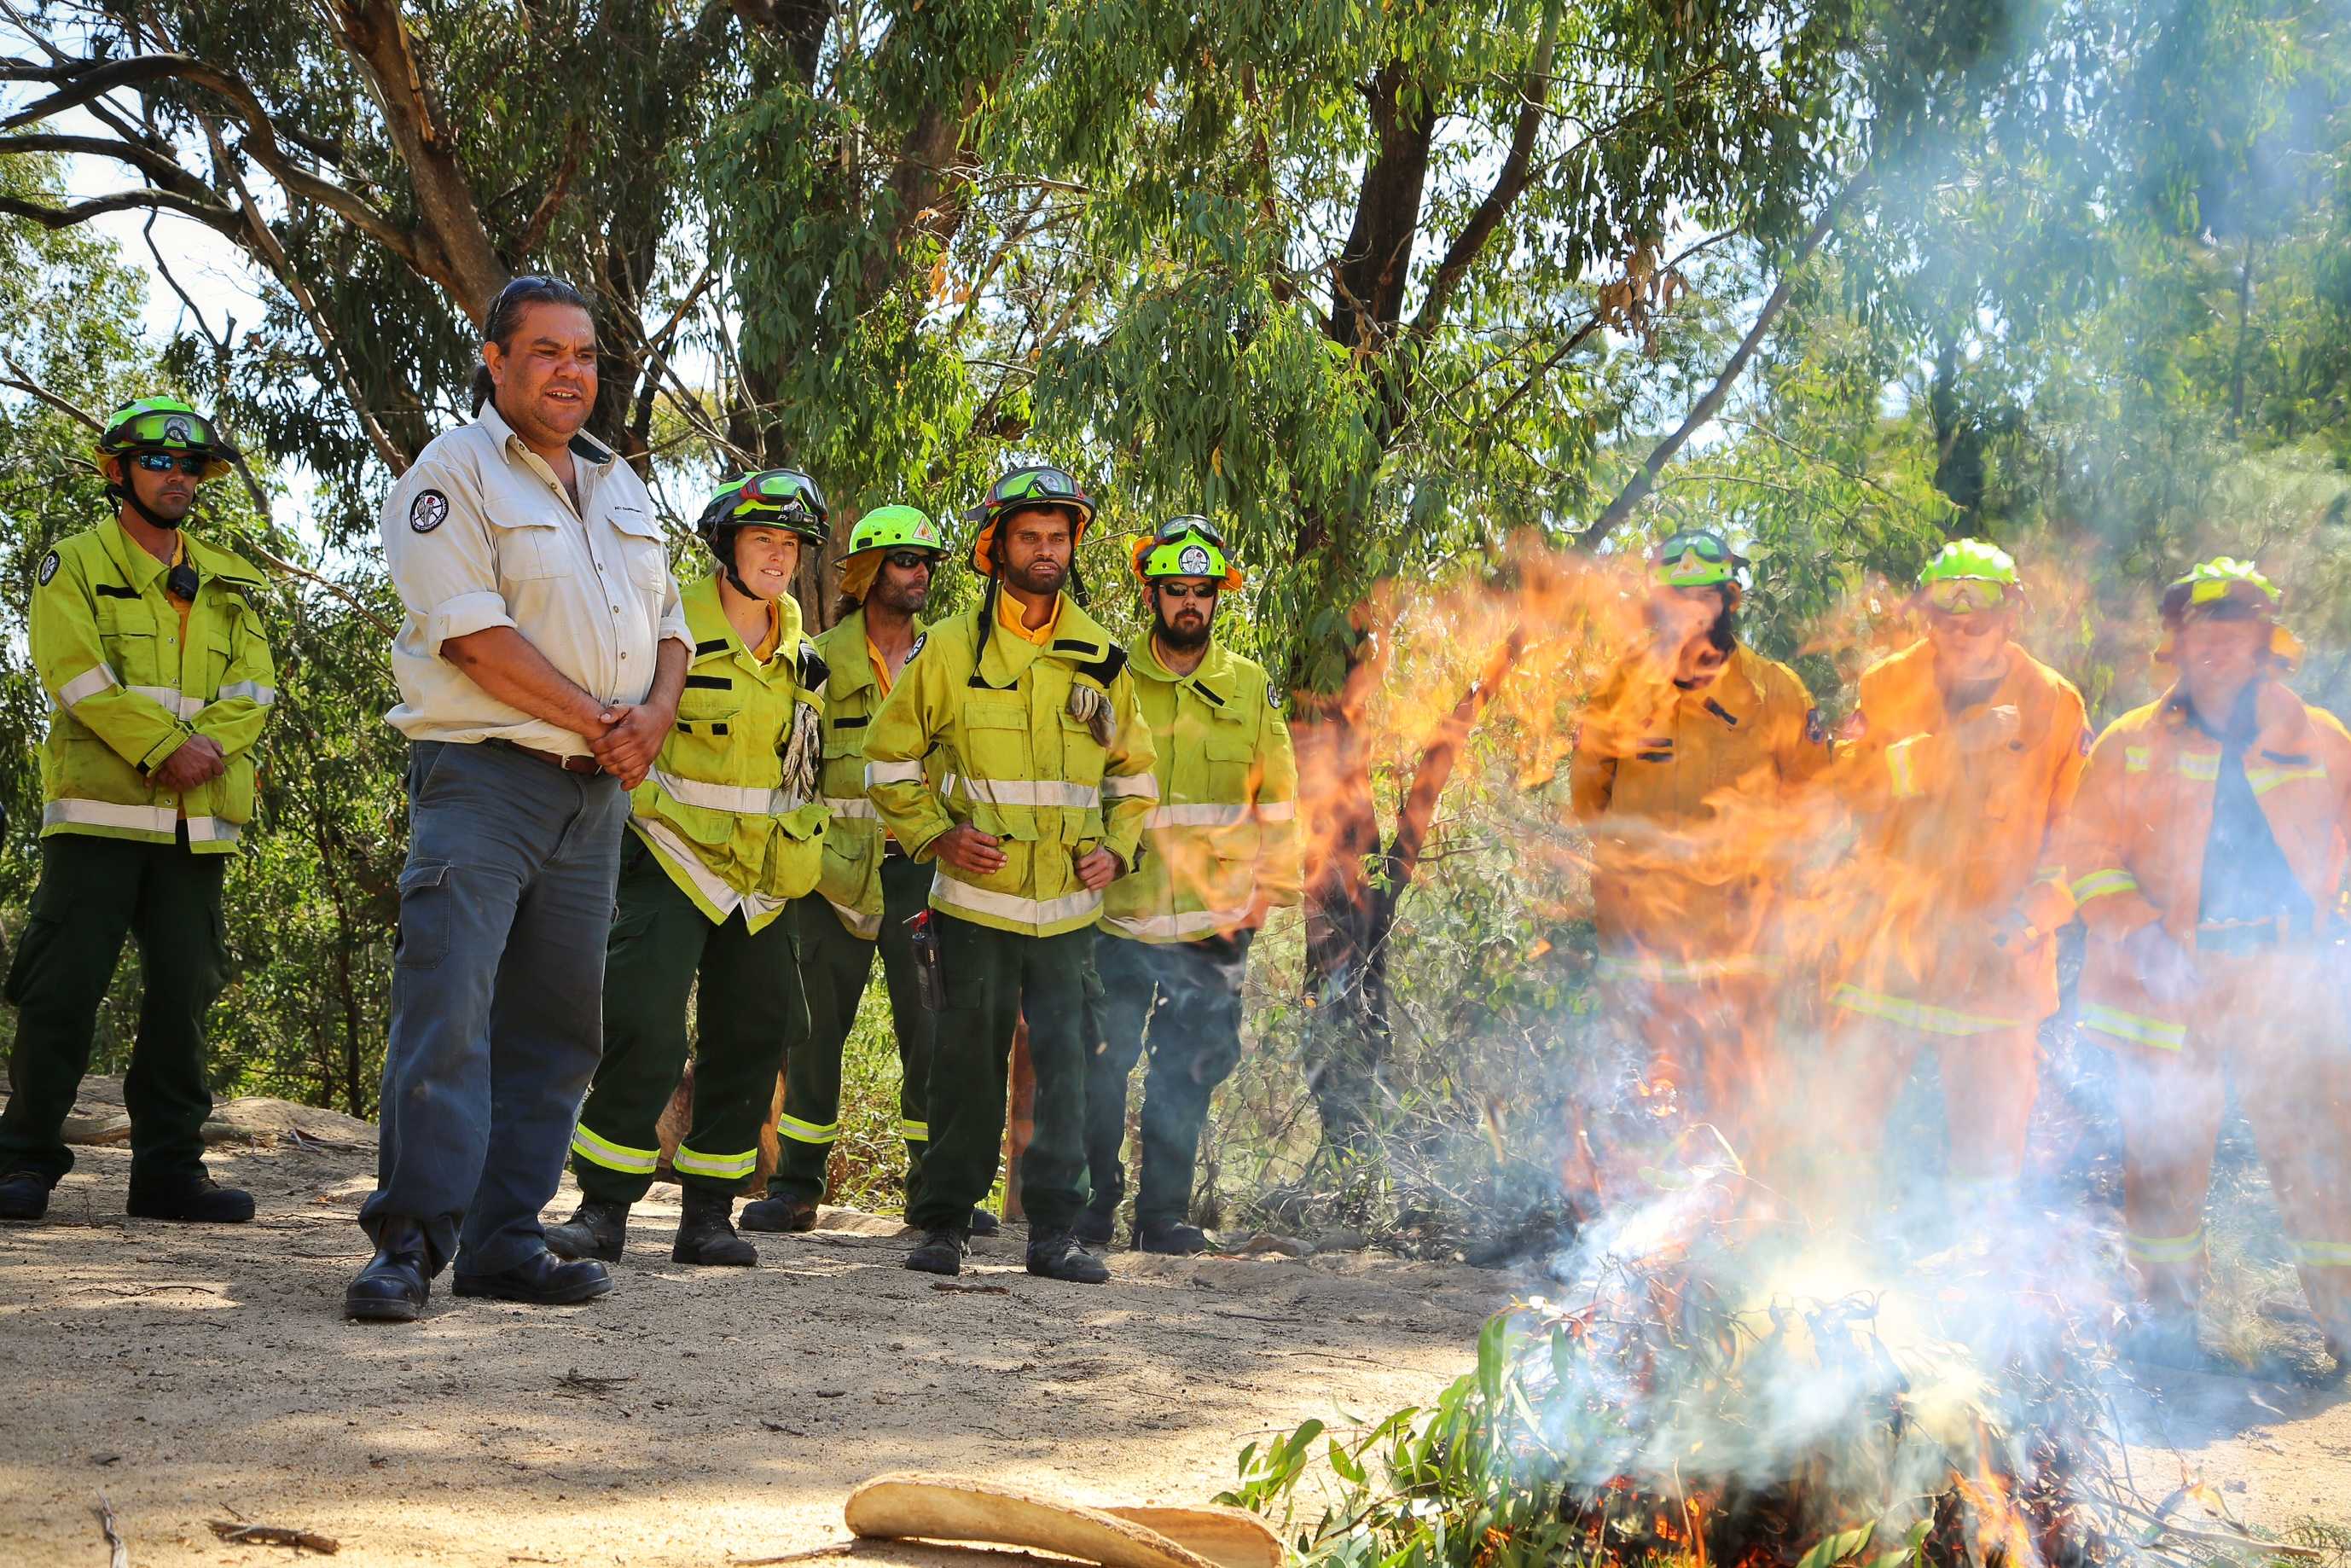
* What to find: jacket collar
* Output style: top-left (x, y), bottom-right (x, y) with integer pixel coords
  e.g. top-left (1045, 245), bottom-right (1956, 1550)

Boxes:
top-left (1674, 642), bottom-right (1766, 725)
top-left (2158, 676), bottom-right (2314, 755)
top-left (1132, 635), bottom-right (1237, 704)
top-left (99, 517), bottom-right (263, 594)
top-left (475, 401), bottom-right (617, 470)
top-left (974, 592), bottom-right (1117, 689)
top-left (682, 570), bottom-right (800, 669)
top-left (824, 607), bottom-right (878, 700)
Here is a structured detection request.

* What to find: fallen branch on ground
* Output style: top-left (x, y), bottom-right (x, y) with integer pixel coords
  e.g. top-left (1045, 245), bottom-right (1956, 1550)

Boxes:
top-left (96, 1492), bottom-right (127, 1568)
top-left (207, 1518), bottom-right (340, 1553)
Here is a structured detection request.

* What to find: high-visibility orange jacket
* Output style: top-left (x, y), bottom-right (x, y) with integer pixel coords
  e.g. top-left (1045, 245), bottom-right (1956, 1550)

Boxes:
top-left (1570, 642), bottom-right (1828, 964)
top-left (2023, 679), bottom-right (2351, 1048)
top-left (1831, 640), bottom-right (2088, 1030)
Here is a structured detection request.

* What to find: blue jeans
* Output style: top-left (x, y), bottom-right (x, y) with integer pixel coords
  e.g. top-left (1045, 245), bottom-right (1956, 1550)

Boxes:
top-left (359, 741), bottom-right (626, 1276)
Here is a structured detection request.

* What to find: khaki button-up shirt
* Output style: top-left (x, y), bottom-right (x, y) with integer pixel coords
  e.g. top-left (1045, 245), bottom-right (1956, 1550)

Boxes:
top-left (380, 404), bottom-right (690, 755)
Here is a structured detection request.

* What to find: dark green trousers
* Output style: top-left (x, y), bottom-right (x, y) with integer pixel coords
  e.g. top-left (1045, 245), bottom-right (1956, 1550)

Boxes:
top-left (774, 854), bottom-right (936, 1205)
top-left (908, 914), bottom-right (1092, 1234)
top-left (0, 831), bottom-right (228, 1187)
top-left (1084, 930), bottom-right (1252, 1227)
top-left (569, 834), bottom-right (807, 1202)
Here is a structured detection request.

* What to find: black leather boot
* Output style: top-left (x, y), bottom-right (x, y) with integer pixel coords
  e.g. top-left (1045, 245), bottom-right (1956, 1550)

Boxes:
top-left (905, 1226), bottom-right (968, 1275)
top-left (0, 1170), bottom-right (49, 1222)
top-left (738, 1193), bottom-right (818, 1233)
top-left (126, 1170), bottom-right (254, 1223)
top-left (671, 1188), bottom-right (756, 1266)
top-left (545, 1199), bottom-right (629, 1262)
top-left (345, 1217), bottom-right (431, 1322)
top-left (1026, 1228), bottom-right (1110, 1284)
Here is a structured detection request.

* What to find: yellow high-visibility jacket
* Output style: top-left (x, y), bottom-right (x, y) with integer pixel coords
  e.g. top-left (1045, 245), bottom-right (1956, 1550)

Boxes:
top-left (32, 518), bottom-right (276, 853)
top-left (628, 572), bottom-right (828, 932)
top-left (1568, 642), bottom-right (1827, 972)
top-left (2021, 680), bottom-right (2351, 1052)
top-left (862, 595), bottom-right (1157, 938)
top-left (1101, 637), bottom-right (1300, 943)
top-left (810, 607), bottom-right (939, 938)
top-left (1828, 638), bottom-right (2088, 1034)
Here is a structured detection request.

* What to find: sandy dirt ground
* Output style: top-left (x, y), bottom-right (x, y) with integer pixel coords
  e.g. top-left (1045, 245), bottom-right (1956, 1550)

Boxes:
top-left (4, 1119), bottom-right (2347, 1565)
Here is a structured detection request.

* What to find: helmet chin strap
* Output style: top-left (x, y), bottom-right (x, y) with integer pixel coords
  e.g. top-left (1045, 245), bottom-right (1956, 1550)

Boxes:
top-left (108, 479), bottom-right (185, 534)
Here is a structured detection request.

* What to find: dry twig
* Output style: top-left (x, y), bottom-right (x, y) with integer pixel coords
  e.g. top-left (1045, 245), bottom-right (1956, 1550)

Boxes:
top-left (96, 1492), bottom-right (128, 1568)
top-left (206, 1518), bottom-right (340, 1553)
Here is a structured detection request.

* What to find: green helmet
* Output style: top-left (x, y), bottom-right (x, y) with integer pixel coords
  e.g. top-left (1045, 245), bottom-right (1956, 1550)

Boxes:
top-left (845, 504), bottom-right (946, 557)
top-left (1651, 529), bottom-right (1743, 588)
top-left (2162, 556), bottom-right (2280, 618)
top-left (1916, 538), bottom-right (2020, 613)
top-left (96, 395), bottom-right (239, 479)
top-left (2157, 557), bottom-right (2299, 668)
top-left (1132, 516), bottom-right (1241, 587)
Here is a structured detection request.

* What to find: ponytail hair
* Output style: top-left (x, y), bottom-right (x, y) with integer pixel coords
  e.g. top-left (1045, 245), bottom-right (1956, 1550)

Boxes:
top-left (470, 274), bottom-right (593, 415)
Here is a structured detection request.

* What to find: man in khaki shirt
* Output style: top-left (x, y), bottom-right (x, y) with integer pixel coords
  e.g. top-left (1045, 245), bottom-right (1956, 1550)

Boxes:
top-left (346, 276), bottom-right (691, 1322)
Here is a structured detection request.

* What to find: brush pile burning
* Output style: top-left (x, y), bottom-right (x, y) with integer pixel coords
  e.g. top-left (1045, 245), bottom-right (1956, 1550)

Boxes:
top-left (1230, 1159), bottom-right (2329, 1568)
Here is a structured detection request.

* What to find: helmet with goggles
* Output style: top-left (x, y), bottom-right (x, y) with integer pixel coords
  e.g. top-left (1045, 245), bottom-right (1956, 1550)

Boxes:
top-left (966, 464), bottom-right (1095, 575)
top-left (1916, 538), bottom-right (2021, 614)
top-left (96, 396), bottom-right (240, 480)
top-left (1651, 529), bottom-right (1744, 589)
top-left (2157, 556), bottom-right (2301, 668)
top-left (1131, 515), bottom-right (1244, 590)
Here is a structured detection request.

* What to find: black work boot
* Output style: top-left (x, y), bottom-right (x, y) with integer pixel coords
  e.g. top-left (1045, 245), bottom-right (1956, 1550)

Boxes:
top-left (906, 1226), bottom-right (969, 1275)
top-left (125, 1171), bottom-right (254, 1224)
top-left (345, 1217), bottom-right (431, 1322)
top-left (0, 1170), bottom-right (49, 1222)
top-left (738, 1193), bottom-right (818, 1233)
top-left (672, 1188), bottom-right (757, 1267)
top-left (1135, 1218), bottom-right (1212, 1257)
top-left (1026, 1228), bottom-right (1110, 1284)
top-left (545, 1199), bottom-right (629, 1262)
top-left (1072, 1204), bottom-right (1116, 1246)
top-left (968, 1205), bottom-right (1001, 1238)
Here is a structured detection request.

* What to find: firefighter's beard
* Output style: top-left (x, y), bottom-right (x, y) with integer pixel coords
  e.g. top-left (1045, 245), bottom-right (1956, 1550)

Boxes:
top-left (1669, 604), bottom-right (1739, 688)
top-left (1152, 605), bottom-right (1212, 652)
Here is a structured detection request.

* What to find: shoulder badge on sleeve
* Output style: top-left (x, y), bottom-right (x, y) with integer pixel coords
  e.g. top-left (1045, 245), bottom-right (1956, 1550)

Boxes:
top-left (908, 630), bottom-right (927, 660)
top-left (409, 489), bottom-right (450, 534)
top-left (1805, 706), bottom-right (1827, 746)
top-left (38, 549), bottom-right (58, 586)
top-left (1268, 683), bottom-right (1284, 711)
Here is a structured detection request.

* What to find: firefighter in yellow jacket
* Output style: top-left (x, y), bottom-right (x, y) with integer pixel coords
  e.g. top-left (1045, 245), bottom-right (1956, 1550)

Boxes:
top-left (741, 504), bottom-right (1003, 1237)
top-left (545, 472), bottom-right (831, 1268)
top-left (863, 465), bottom-right (1157, 1283)
top-left (2023, 559), bottom-right (2351, 1370)
top-left (0, 397), bottom-right (276, 1225)
top-left (1078, 519), bottom-right (1300, 1253)
top-left (1826, 541), bottom-right (2088, 1200)
top-left (1568, 531), bottom-right (1829, 1146)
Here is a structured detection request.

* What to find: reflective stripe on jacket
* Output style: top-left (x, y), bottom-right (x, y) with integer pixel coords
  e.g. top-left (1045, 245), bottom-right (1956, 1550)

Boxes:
top-left (33, 519), bottom-right (276, 854)
top-left (810, 607), bottom-right (937, 939)
top-left (1100, 637), bottom-right (1300, 943)
top-left (629, 572), bottom-right (828, 932)
top-left (2022, 679), bottom-right (2351, 1050)
top-left (862, 595), bottom-right (1156, 938)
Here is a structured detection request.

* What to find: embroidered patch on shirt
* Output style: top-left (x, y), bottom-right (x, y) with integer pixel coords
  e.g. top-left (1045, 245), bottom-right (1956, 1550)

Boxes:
top-left (409, 489), bottom-right (450, 533)
top-left (38, 549), bottom-right (58, 586)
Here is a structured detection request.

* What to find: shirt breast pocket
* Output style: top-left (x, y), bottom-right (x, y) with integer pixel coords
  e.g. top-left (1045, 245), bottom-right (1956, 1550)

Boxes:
top-left (1205, 729), bottom-right (1255, 800)
top-left (618, 531), bottom-right (671, 596)
top-left (95, 597), bottom-right (160, 678)
top-left (492, 518), bottom-right (569, 584)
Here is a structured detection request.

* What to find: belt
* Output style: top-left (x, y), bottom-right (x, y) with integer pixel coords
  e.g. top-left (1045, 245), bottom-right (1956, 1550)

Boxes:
top-left (496, 740), bottom-right (603, 775)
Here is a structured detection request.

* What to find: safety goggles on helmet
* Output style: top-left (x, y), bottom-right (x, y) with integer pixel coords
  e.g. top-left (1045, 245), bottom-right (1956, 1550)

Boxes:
top-left (968, 464), bottom-right (1097, 574)
top-left (1921, 578), bottom-right (2012, 614)
top-left (704, 467), bottom-right (830, 543)
top-left (1651, 530), bottom-right (1743, 588)
top-left (97, 396), bottom-right (239, 479)
top-left (1132, 518), bottom-right (1244, 590)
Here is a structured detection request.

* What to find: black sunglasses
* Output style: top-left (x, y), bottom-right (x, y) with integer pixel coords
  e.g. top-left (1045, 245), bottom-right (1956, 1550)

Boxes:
top-left (882, 549), bottom-right (935, 571)
top-left (133, 452), bottom-right (208, 475)
top-left (1154, 581), bottom-right (1220, 601)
